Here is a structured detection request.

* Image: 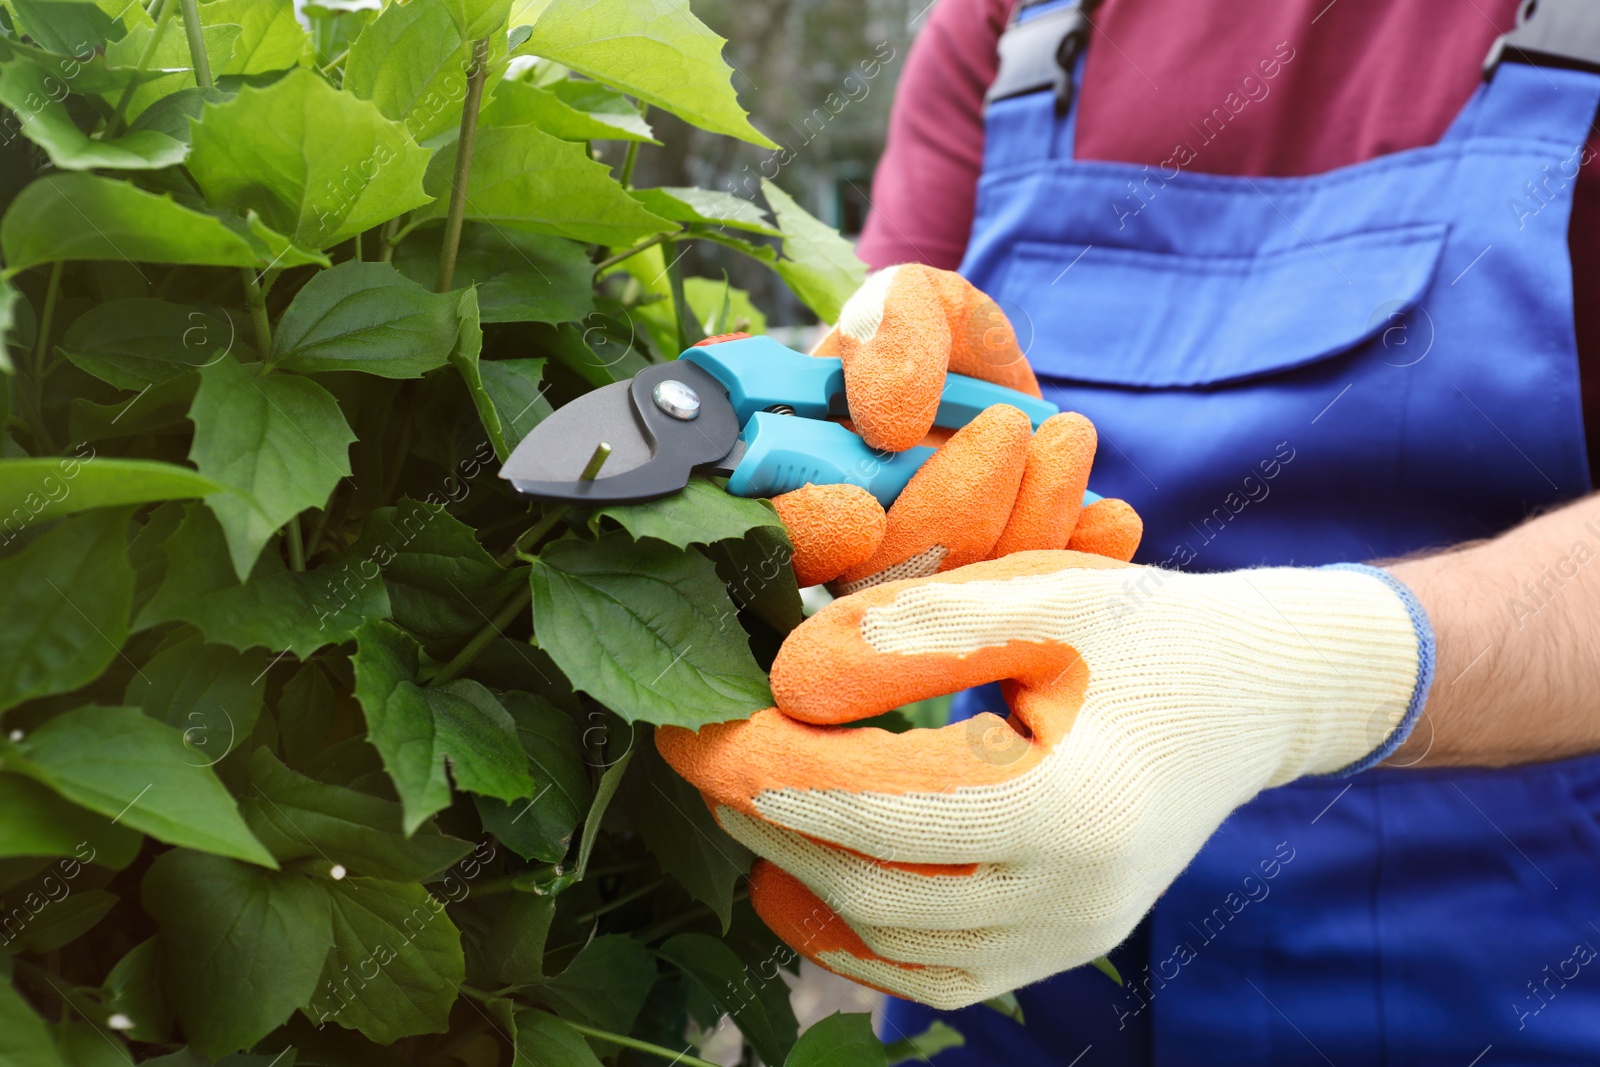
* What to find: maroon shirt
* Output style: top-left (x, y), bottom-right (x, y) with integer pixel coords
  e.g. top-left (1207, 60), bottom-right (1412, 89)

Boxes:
top-left (858, 0), bottom-right (1600, 473)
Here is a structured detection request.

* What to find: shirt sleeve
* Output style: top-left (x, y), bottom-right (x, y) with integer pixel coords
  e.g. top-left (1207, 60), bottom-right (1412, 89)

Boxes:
top-left (855, 0), bottom-right (1014, 271)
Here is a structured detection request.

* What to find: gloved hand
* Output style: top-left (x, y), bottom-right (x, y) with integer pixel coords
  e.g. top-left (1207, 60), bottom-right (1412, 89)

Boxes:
top-left (755, 263), bottom-right (1142, 590)
top-left (658, 551), bottom-right (1434, 1008)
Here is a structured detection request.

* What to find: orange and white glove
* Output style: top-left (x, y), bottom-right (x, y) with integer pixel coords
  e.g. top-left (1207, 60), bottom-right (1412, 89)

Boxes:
top-left (658, 552), bottom-right (1434, 1008)
top-left (762, 263), bottom-right (1141, 591)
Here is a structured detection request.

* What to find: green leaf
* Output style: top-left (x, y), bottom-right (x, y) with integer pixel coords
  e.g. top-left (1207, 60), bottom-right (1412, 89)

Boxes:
top-left (1092, 954), bottom-right (1122, 984)
top-left (0, 456), bottom-right (222, 530)
top-left (529, 533), bottom-right (772, 727)
top-left (241, 749), bottom-right (473, 880)
top-left (70, 373), bottom-right (201, 444)
top-left (5, 888), bottom-right (119, 953)
top-left (125, 630), bottom-right (269, 755)
top-left (631, 187), bottom-right (777, 235)
top-left (11, 707), bottom-right (275, 866)
top-left (0, 976), bottom-right (68, 1067)
top-left (188, 356), bottom-right (356, 581)
top-left (138, 505), bottom-right (391, 657)
top-left (307, 876), bottom-right (465, 1042)
top-left (101, 21), bottom-right (241, 124)
top-left (0, 55), bottom-right (186, 169)
top-left (127, 86), bottom-right (229, 142)
top-left (685, 276), bottom-right (767, 336)
top-left (883, 1021), bottom-right (965, 1066)
top-left (789, 1013), bottom-right (887, 1067)
top-left (272, 262), bottom-right (458, 377)
top-left (619, 732), bottom-right (749, 931)
top-left (394, 222), bottom-right (594, 326)
top-left (659, 932), bottom-right (798, 1066)
top-left (527, 935), bottom-right (655, 1033)
top-left (344, 0), bottom-right (511, 143)
top-left (590, 476), bottom-right (785, 550)
top-left (518, 0), bottom-right (774, 148)
top-left (512, 1011), bottom-right (604, 1067)
top-left (0, 174), bottom-right (307, 273)
top-left (60, 299), bottom-right (252, 388)
top-left (481, 78), bottom-right (654, 142)
top-left (474, 692), bottom-right (590, 862)
top-left (981, 992), bottom-right (1024, 1023)
top-left (351, 620), bottom-right (534, 833)
top-left (481, 893), bottom-right (554, 984)
top-left (142, 850), bottom-right (331, 1058)
top-left (187, 68), bottom-right (434, 252)
top-left (55, 1020), bottom-right (132, 1067)
top-left (5, 0), bottom-right (127, 55)
top-left (410, 123), bottom-right (674, 246)
top-left (574, 744), bottom-right (629, 878)
top-left (346, 498), bottom-right (522, 653)
top-left (101, 938), bottom-right (173, 1044)
top-left (0, 508), bottom-right (133, 714)
top-left (479, 358), bottom-right (554, 458)
top-left (201, 0), bottom-right (309, 74)
top-left (763, 180), bottom-right (867, 323)
top-left (548, 78), bottom-right (654, 139)
top-left (0, 773), bottom-right (141, 869)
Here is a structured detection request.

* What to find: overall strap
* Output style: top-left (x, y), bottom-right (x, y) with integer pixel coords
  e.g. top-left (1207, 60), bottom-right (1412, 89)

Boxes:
top-left (982, 0), bottom-right (1095, 168)
top-left (1455, 0), bottom-right (1600, 144)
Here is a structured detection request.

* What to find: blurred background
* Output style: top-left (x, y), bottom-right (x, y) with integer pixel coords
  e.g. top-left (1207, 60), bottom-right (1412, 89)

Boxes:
top-left (607, 0), bottom-right (922, 332)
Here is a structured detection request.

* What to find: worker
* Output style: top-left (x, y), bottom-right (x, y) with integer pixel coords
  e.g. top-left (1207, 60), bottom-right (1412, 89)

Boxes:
top-left (661, 0), bottom-right (1600, 1062)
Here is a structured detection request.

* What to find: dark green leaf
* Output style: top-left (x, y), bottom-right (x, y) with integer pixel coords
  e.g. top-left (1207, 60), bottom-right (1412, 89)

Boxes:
top-left (526, 935), bottom-right (655, 1033)
top-left (763, 180), bottom-right (867, 323)
top-left (272, 262), bottom-right (458, 378)
top-left (0, 774), bottom-right (141, 869)
top-left (659, 932), bottom-right (798, 1066)
top-left (71, 374), bottom-right (200, 444)
top-left (590, 476), bottom-right (785, 550)
top-left (138, 505), bottom-right (390, 658)
top-left (142, 850), bottom-right (332, 1058)
top-left (0, 976), bottom-right (68, 1067)
top-left (351, 620), bottom-right (534, 832)
top-left (705, 525), bottom-right (804, 634)
top-left (187, 68), bottom-right (433, 251)
top-left (0, 456), bottom-right (221, 531)
top-left (307, 876), bottom-right (465, 1043)
top-left (0, 174), bottom-right (309, 272)
top-left (346, 498), bottom-right (522, 653)
top-left (0, 55), bottom-right (186, 169)
top-left (479, 358), bottom-right (554, 455)
top-left (394, 223), bottom-right (594, 326)
top-left (188, 356), bottom-right (356, 580)
top-left (516, 0), bottom-right (775, 148)
top-left (575, 745), bottom-right (630, 879)
top-left (127, 86), bottom-right (231, 143)
top-left (60, 299), bottom-right (252, 389)
top-left (12, 707), bottom-right (275, 866)
top-left (631, 187), bottom-right (777, 235)
top-left (529, 533), bottom-right (772, 727)
top-left (126, 630), bottom-right (270, 759)
top-left (620, 733), bottom-right (750, 931)
top-left (482, 78), bottom-right (655, 143)
top-left (883, 1021), bottom-right (965, 1066)
top-left (5, 0), bottom-right (125, 55)
top-left (55, 1020), bottom-right (131, 1067)
top-left (410, 124), bottom-right (674, 246)
top-left (241, 748), bottom-right (473, 880)
top-left (0, 508), bottom-right (133, 713)
top-left (481, 893), bottom-right (554, 985)
top-left (512, 1010), bottom-right (604, 1067)
top-left (102, 938), bottom-right (173, 1044)
top-left (474, 692), bottom-right (590, 863)
top-left (344, 0), bottom-right (512, 143)
top-left (789, 1013), bottom-right (888, 1067)
top-left (4, 888), bottom-right (118, 953)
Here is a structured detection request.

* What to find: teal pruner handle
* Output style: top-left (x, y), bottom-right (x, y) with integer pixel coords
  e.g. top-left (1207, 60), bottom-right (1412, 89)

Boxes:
top-left (679, 335), bottom-right (1059, 430)
top-left (726, 413), bottom-right (934, 507)
top-left (726, 413), bottom-right (1108, 509)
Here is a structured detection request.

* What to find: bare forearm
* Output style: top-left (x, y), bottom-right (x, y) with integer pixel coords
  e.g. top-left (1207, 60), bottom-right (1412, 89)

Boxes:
top-left (1387, 493), bottom-right (1600, 766)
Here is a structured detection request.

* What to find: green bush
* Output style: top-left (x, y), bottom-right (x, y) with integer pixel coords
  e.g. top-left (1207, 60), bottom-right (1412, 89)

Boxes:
top-left (0, 0), bottom-right (971, 1063)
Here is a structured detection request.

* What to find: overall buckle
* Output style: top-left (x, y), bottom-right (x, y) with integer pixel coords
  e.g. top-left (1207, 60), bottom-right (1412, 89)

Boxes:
top-left (985, 2), bottom-right (1094, 116)
top-left (1484, 0), bottom-right (1600, 78)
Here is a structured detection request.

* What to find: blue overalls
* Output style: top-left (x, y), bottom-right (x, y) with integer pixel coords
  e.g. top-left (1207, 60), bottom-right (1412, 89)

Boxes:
top-left (883, 5), bottom-right (1600, 1063)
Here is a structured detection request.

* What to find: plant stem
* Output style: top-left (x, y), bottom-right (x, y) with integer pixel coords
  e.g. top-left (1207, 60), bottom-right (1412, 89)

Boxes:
top-left (638, 890), bottom-right (749, 944)
top-left (241, 268), bottom-right (273, 360)
top-left (177, 0), bottom-right (212, 88)
top-left (560, 1021), bottom-right (724, 1067)
top-left (572, 878), bottom-right (665, 925)
top-left (498, 504), bottom-right (568, 565)
top-left (285, 515), bottom-right (306, 571)
top-left (378, 217), bottom-right (400, 263)
top-left (592, 232), bottom-right (669, 276)
top-left (318, 45), bottom-right (350, 75)
top-left (436, 36), bottom-right (491, 293)
top-left (352, 230), bottom-right (363, 262)
top-left (618, 141), bottom-right (640, 189)
top-left (107, 0), bottom-right (176, 136)
top-left (32, 261), bottom-right (62, 384)
top-left (431, 582), bottom-right (531, 686)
